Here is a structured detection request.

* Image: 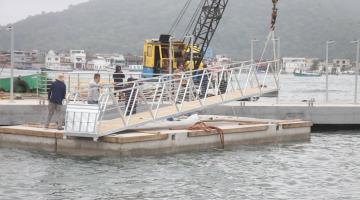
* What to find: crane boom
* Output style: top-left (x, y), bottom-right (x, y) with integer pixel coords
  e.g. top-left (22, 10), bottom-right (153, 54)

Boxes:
top-left (190, 0), bottom-right (229, 69)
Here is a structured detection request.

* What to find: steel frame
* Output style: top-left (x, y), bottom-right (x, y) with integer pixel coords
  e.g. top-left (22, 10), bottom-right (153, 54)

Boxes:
top-left (64, 60), bottom-right (280, 140)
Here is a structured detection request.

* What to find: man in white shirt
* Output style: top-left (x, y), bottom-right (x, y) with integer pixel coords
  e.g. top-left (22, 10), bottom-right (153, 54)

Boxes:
top-left (87, 73), bottom-right (101, 104)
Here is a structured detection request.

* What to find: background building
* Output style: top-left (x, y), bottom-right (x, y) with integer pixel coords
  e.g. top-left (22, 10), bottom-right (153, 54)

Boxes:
top-left (45, 50), bottom-right (60, 68)
top-left (333, 59), bottom-right (351, 72)
top-left (70, 50), bottom-right (86, 69)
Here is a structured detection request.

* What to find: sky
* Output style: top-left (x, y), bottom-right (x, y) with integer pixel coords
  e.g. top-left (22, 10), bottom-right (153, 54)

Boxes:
top-left (0, 0), bottom-right (88, 26)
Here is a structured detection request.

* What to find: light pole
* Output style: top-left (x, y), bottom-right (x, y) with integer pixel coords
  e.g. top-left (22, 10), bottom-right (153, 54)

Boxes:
top-left (272, 37), bottom-right (279, 72)
top-left (249, 39), bottom-right (259, 89)
top-left (251, 39), bottom-right (259, 65)
top-left (6, 25), bottom-right (14, 102)
top-left (325, 40), bottom-right (335, 103)
top-left (272, 37), bottom-right (281, 103)
top-left (168, 36), bottom-right (173, 75)
top-left (184, 35), bottom-right (194, 74)
top-left (351, 40), bottom-right (360, 104)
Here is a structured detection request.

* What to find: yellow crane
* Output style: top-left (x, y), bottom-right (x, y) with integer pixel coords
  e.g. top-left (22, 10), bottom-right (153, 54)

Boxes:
top-left (142, 0), bottom-right (280, 77)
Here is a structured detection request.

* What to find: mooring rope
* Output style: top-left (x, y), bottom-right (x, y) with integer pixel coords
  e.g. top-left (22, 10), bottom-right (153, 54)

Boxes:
top-left (188, 121), bottom-right (225, 149)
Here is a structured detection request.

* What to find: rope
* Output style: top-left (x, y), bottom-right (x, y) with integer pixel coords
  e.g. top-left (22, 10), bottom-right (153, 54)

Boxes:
top-left (188, 121), bottom-right (225, 149)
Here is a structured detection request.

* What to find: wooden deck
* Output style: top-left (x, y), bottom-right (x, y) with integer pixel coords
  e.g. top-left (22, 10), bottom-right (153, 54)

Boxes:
top-left (98, 87), bottom-right (276, 135)
top-left (0, 125), bottom-right (169, 144)
top-left (0, 116), bottom-right (312, 146)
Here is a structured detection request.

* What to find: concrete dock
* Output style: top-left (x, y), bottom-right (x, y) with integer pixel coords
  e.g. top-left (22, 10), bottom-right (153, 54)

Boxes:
top-left (0, 100), bottom-right (52, 125)
top-left (2, 99), bottom-right (359, 127)
top-left (0, 115), bottom-right (312, 156)
top-left (202, 102), bottom-right (360, 125)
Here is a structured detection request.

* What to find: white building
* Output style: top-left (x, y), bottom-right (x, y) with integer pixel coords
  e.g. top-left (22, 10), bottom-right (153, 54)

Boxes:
top-left (87, 57), bottom-right (109, 71)
top-left (70, 50), bottom-right (86, 69)
top-left (333, 59), bottom-right (351, 72)
top-left (95, 54), bottom-right (126, 70)
top-left (45, 50), bottom-right (60, 68)
top-left (282, 57), bottom-right (309, 73)
top-left (110, 55), bottom-right (126, 68)
top-left (215, 55), bottom-right (231, 64)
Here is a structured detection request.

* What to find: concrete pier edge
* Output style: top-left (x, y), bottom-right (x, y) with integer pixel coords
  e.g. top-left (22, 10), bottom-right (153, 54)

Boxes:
top-left (0, 123), bottom-right (311, 157)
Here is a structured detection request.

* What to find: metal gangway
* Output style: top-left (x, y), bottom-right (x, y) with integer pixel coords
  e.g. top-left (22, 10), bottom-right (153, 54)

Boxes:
top-left (64, 60), bottom-right (280, 141)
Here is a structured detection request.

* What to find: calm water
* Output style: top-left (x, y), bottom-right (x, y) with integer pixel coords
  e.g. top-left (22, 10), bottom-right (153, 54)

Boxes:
top-left (0, 132), bottom-right (359, 199)
top-left (1, 73), bottom-right (360, 199)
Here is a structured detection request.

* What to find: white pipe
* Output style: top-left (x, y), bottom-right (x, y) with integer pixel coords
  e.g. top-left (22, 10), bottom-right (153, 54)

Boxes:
top-left (326, 40), bottom-right (335, 103)
top-left (352, 40), bottom-right (360, 104)
top-left (9, 25), bottom-right (14, 102)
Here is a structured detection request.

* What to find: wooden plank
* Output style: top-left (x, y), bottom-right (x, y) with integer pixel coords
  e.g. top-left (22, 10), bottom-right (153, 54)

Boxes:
top-left (281, 121), bottom-right (313, 129)
top-left (0, 126), bottom-right (63, 138)
top-left (101, 133), bottom-right (169, 144)
top-left (188, 125), bottom-right (269, 137)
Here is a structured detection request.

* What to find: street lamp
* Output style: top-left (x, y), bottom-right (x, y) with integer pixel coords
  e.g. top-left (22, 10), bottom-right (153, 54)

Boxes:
top-left (6, 25), bottom-right (14, 102)
top-left (272, 37), bottom-right (280, 72)
top-left (184, 35), bottom-right (194, 74)
top-left (272, 37), bottom-right (281, 103)
top-left (251, 39), bottom-right (259, 65)
top-left (168, 36), bottom-right (174, 75)
top-left (325, 40), bottom-right (335, 103)
top-left (351, 40), bottom-right (360, 104)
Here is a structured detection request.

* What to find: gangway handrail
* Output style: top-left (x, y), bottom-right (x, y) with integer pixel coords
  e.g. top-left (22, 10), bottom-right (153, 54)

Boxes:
top-left (64, 59), bottom-right (281, 141)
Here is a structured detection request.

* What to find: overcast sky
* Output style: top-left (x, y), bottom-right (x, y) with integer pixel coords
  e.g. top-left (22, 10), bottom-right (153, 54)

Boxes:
top-left (0, 0), bottom-right (88, 26)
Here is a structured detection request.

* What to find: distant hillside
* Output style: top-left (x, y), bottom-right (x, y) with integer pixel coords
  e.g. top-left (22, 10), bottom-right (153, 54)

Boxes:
top-left (1, 0), bottom-right (360, 60)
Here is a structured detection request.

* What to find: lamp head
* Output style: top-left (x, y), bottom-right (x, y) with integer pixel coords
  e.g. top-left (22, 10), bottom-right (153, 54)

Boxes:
top-left (6, 25), bottom-right (13, 31)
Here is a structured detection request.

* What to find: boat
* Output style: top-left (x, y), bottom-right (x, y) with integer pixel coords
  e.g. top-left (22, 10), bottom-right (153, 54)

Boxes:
top-left (293, 69), bottom-right (322, 77)
top-left (40, 65), bottom-right (73, 72)
top-left (0, 73), bottom-right (48, 93)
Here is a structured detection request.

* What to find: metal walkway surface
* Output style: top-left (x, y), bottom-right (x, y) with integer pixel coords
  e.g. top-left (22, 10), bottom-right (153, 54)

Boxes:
top-left (64, 60), bottom-right (280, 140)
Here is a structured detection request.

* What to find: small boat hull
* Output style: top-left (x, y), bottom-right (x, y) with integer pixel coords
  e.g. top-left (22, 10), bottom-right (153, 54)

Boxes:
top-left (293, 71), bottom-right (322, 77)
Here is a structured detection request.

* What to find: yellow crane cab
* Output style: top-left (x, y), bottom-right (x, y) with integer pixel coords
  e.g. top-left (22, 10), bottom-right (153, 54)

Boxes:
top-left (143, 34), bottom-right (186, 78)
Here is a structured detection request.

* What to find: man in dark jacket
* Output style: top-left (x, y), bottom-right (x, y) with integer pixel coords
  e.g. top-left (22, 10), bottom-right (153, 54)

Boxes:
top-left (113, 65), bottom-right (126, 100)
top-left (113, 65), bottom-right (125, 84)
top-left (45, 74), bottom-right (66, 130)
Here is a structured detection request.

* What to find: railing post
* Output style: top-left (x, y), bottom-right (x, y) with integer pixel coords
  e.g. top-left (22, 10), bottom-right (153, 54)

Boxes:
top-left (126, 84), bottom-right (139, 125)
top-left (124, 82), bottom-right (136, 120)
top-left (151, 78), bottom-right (162, 111)
top-left (154, 81), bottom-right (166, 118)
top-left (244, 65), bottom-right (253, 94)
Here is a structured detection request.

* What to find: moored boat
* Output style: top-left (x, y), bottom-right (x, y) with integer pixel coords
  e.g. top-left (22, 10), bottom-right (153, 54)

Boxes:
top-left (293, 69), bottom-right (322, 77)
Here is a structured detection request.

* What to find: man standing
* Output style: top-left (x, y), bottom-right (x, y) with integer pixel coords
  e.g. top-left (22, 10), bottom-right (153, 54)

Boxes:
top-left (87, 73), bottom-right (101, 104)
top-left (113, 65), bottom-right (125, 100)
top-left (45, 73), bottom-right (66, 130)
top-left (113, 65), bottom-right (125, 85)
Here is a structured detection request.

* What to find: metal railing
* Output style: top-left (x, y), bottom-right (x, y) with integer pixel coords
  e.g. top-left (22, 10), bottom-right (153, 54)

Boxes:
top-left (63, 59), bottom-right (280, 139)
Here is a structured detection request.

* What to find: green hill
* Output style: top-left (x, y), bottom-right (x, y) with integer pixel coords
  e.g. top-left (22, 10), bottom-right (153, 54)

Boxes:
top-left (1, 0), bottom-right (360, 59)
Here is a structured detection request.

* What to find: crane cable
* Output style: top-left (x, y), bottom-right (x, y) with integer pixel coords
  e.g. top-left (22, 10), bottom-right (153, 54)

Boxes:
top-left (260, 0), bottom-right (280, 62)
top-left (168, 0), bottom-right (192, 35)
top-left (182, 0), bottom-right (205, 40)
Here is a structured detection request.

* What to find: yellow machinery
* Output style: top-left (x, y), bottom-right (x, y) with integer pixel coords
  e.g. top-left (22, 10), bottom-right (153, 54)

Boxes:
top-left (143, 35), bottom-right (184, 76)
top-left (142, 0), bottom-right (279, 77)
top-left (142, 0), bottom-right (229, 77)
top-left (143, 34), bottom-right (204, 77)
